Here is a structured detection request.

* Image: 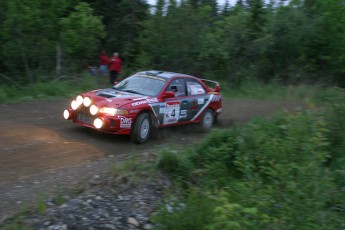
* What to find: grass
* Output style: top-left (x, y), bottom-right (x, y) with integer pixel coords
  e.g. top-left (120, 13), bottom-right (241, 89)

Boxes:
top-left (109, 153), bottom-right (157, 188)
top-left (1, 204), bottom-right (32, 230)
top-left (0, 73), bottom-right (102, 103)
top-left (1, 73), bottom-right (342, 105)
top-left (36, 194), bottom-right (47, 215)
top-left (220, 80), bottom-right (343, 104)
top-left (0, 181), bottom-right (87, 229)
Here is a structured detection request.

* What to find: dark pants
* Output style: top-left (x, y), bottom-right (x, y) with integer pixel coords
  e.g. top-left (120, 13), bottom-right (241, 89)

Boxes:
top-left (110, 71), bottom-right (119, 85)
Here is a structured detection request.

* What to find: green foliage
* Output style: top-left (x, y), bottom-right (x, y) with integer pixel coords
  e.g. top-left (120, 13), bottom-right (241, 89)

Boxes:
top-left (220, 79), bottom-right (343, 104)
top-left (1, 0), bottom-right (344, 87)
top-left (323, 89), bottom-right (345, 189)
top-left (1, 204), bottom-right (31, 230)
top-left (134, 0), bottom-right (345, 86)
top-left (0, 0), bottom-right (69, 83)
top-left (0, 0), bottom-right (105, 83)
top-left (110, 154), bottom-right (149, 177)
top-left (135, 2), bottom-right (217, 75)
top-left (0, 74), bottom-right (99, 103)
top-left (156, 148), bottom-right (194, 179)
top-left (207, 193), bottom-right (277, 230)
top-left (59, 2), bottom-right (105, 60)
top-left (36, 195), bottom-right (47, 215)
top-left (152, 189), bottom-right (219, 230)
top-left (187, 129), bottom-right (240, 188)
top-left (302, 0), bottom-right (345, 84)
top-left (85, 0), bottom-right (149, 67)
top-left (156, 93), bottom-right (345, 229)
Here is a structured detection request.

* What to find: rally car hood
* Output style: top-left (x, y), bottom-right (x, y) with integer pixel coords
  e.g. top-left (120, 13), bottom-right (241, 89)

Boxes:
top-left (83, 88), bottom-right (155, 108)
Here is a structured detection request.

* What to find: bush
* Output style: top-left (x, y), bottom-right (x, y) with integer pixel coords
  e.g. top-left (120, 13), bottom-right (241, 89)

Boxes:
top-left (156, 148), bottom-right (194, 179)
top-left (155, 97), bottom-right (345, 229)
top-left (152, 189), bottom-right (219, 230)
top-left (324, 88), bottom-right (345, 172)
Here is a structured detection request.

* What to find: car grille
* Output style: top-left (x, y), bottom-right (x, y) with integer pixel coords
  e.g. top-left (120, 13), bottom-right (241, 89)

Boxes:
top-left (76, 106), bottom-right (96, 125)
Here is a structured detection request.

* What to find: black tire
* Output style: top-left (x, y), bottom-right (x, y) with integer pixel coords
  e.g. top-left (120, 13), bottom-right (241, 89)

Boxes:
top-left (131, 112), bottom-right (151, 144)
top-left (199, 108), bottom-right (214, 132)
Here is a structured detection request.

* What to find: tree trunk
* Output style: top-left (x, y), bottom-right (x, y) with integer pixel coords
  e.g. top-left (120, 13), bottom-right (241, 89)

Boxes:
top-left (15, 29), bottom-right (33, 84)
top-left (56, 40), bottom-right (62, 78)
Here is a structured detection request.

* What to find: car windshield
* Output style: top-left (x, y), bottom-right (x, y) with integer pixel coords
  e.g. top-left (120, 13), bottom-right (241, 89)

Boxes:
top-left (113, 75), bottom-right (166, 96)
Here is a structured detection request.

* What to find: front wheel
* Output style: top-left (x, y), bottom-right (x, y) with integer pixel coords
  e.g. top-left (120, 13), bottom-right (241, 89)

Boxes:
top-left (199, 108), bottom-right (214, 132)
top-left (131, 112), bottom-right (151, 144)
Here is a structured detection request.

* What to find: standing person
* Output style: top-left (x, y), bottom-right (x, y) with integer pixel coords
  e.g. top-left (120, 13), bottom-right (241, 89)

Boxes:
top-left (108, 52), bottom-right (122, 85)
top-left (99, 50), bottom-right (108, 77)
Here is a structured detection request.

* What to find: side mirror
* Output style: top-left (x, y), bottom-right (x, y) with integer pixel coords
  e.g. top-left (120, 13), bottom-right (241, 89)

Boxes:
top-left (214, 84), bottom-right (221, 93)
top-left (163, 91), bottom-right (175, 98)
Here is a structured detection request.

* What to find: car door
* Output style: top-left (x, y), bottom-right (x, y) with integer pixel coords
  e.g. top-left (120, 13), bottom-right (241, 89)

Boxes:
top-left (150, 78), bottom-right (211, 126)
top-left (184, 78), bottom-right (211, 122)
top-left (163, 78), bottom-right (188, 124)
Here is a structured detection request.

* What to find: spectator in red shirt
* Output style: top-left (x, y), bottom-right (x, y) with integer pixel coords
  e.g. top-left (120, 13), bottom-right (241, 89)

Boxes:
top-left (99, 50), bottom-right (108, 76)
top-left (108, 52), bottom-right (122, 84)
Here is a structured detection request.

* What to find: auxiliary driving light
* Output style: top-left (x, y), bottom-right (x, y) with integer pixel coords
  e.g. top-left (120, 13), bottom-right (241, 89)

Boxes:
top-left (94, 118), bottom-right (103, 129)
top-left (71, 100), bottom-right (79, 110)
top-left (90, 105), bottom-right (99, 115)
top-left (76, 95), bottom-right (83, 105)
top-left (63, 110), bottom-right (70, 119)
top-left (83, 97), bottom-right (92, 107)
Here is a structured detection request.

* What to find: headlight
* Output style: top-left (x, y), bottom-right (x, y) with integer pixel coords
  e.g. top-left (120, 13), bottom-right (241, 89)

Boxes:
top-left (100, 107), bottom-right (117, 115)
top-left (71, 100), bottom-right (79, 110)
top-left (83, 97), bottom-right (92, 107)
top-left (63, 110), bottom-right (70, 119)
top-left (76, 95), bottom-right (83, 105)
top-left (117, 109), bottom-right (129, 115)
top-left (99, 108), bottom-right (128, 116)
top-left (94, 118), bottom-right (103, 129)
top-left (90, 105), bottom-right (99, 115)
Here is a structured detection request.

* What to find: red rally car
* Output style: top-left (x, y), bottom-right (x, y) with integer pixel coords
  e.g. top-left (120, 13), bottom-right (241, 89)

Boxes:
top-left (63, 71), bottom-right (222, 143)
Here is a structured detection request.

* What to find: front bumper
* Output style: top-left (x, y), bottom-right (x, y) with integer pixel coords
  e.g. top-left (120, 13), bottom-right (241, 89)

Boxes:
top-left (64, 107), bottom-right (133, 135)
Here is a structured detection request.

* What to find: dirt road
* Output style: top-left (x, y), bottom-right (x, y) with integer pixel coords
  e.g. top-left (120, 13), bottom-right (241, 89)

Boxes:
top-left (0, 98), bottom-right (298, 221)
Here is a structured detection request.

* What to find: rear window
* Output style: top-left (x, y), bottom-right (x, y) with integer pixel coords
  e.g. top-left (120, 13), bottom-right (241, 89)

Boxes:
top-left (186, 81), bottom-right (206, 95)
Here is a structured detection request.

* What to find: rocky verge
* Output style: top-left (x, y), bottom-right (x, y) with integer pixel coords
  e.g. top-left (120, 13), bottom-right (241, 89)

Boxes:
top-left (9, 172), bottom-right (170, 230)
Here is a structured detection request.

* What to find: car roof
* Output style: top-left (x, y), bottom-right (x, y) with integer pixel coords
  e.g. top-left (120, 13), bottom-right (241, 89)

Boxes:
top-left (136, 70), bottom-right (195, 80)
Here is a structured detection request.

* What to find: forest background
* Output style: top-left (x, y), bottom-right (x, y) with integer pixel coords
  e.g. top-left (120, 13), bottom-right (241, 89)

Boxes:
top-left (0, 0), bottom-right (344, 89)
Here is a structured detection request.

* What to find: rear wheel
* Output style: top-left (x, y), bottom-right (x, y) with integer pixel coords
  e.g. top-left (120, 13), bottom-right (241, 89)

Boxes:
top-left (199, 108), bottom-right (214, 132)
top-left (131, 112), bottom-right (151, 144)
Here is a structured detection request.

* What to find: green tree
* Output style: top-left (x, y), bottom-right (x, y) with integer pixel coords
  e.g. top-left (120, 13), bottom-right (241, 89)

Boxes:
top-left (136, 1), bottom-right (218, 75)
top-left (0, 0), bottom-right (105, 83)
top-left (260, 0), bottom-right (345, 85)
top-left (259, 1), bottom-right (308, 83)
top-left (0, 0), bottom-right (69, 83)
top-left (302, 0), bottom-right (345, 85)
top-left (59, 2), bottom-right (105, 73)
top-left (198, 5), bottom-right (251, 83)
top-left (85, 0), bottom-right (149, 69)
top-left (246, 0), bottom-right (266, 38)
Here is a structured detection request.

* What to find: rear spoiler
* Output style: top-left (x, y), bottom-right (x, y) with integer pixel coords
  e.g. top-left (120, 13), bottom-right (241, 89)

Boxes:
top-left (201, 79), bottom-right (221, 92)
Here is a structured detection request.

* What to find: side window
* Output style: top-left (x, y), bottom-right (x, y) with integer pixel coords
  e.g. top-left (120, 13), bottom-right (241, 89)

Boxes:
top-left (186, 80), bottom-right (206, 95)
top-left (166, 79), bottom-right (186, 97)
